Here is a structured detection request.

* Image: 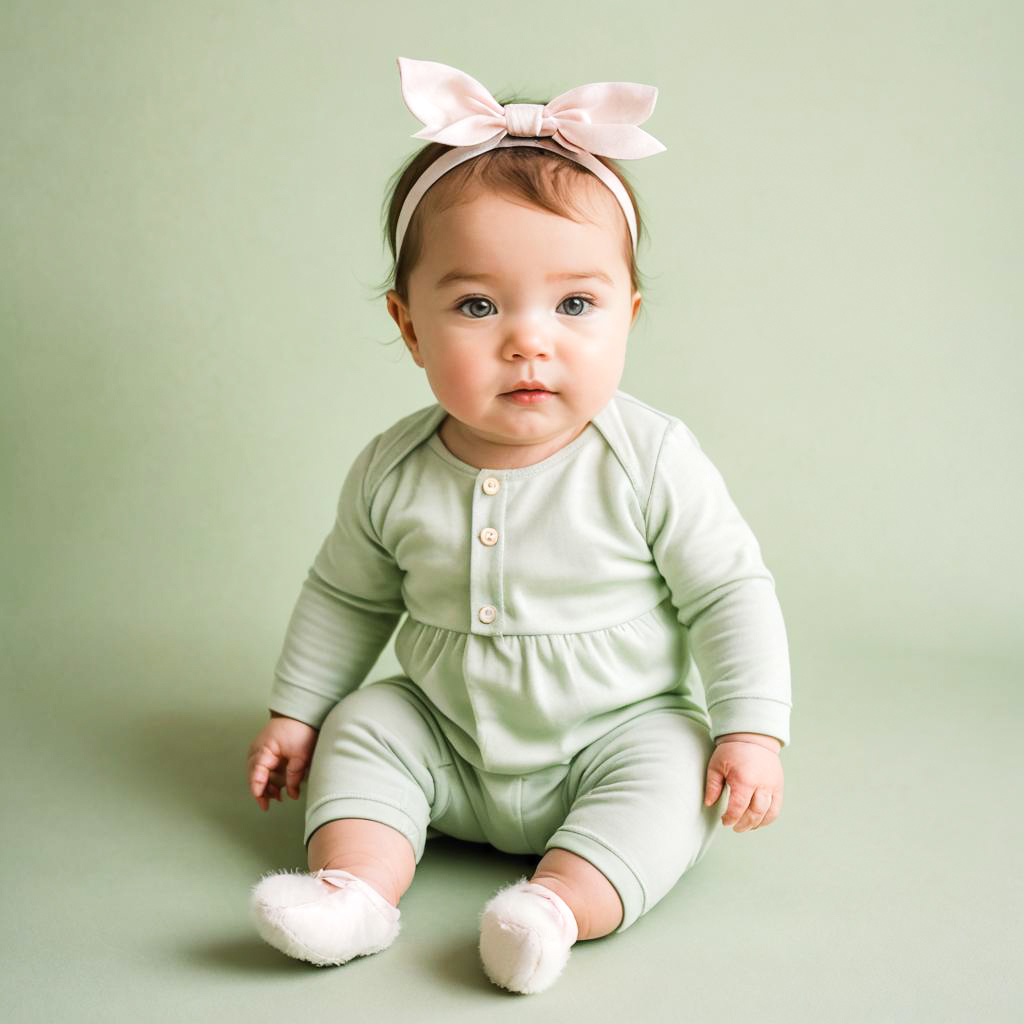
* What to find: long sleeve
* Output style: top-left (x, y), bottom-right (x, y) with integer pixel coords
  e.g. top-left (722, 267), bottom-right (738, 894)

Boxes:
top-left (646, 420), bottom-right (792, 747)
top-left (268, 436), bottom-right (406, 729)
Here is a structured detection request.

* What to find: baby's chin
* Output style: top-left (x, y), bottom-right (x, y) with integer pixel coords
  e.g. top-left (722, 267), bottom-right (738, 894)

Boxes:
top-left (492, 417), bottom-right (595, 449)
top-left (451, 410), bottom-right (578, 441)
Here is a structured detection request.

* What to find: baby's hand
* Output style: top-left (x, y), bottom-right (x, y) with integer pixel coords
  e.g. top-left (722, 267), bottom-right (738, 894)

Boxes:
top-left (247, 713), bottom-right (319, 812)
top-left (703, 733), bottom-right (784, 832)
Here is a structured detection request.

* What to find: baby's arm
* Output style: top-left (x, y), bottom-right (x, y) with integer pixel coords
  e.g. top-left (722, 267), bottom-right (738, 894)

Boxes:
top-left (247, 435), bottom-right (405, 808)
top-left (646, 421), bottom-right (792, 828)
top-left (268, 434), bottom-right (406, 728)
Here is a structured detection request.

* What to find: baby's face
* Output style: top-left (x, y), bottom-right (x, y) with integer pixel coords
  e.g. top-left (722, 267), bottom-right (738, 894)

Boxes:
top-left (388, 184), bottom-right (642, 467)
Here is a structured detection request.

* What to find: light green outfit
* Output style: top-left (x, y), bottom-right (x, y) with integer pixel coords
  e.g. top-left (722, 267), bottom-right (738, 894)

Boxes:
top-left (268, 390), bottom-right (792, 931)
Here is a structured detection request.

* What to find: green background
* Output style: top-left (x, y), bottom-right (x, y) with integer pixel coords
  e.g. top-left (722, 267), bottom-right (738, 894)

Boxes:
top-left (3, 1), bottom-right (1020, 1021)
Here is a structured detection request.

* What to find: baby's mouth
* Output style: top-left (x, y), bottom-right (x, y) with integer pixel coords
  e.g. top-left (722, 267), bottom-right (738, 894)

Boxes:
top-left (501, 382), bottom-right (556, 395)
top-left (500, 386), bottom-right (558, 404)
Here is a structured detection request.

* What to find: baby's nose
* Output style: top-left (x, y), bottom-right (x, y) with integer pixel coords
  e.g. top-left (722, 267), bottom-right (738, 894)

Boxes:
top-left (502, 323), bottom-right (551, 360)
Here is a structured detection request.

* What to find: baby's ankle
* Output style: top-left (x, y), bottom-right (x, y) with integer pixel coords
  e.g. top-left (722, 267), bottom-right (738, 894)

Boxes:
top-left (307, 819), bottom-right (417, 906)
top-left (315, 859), bottom-right (401, 907)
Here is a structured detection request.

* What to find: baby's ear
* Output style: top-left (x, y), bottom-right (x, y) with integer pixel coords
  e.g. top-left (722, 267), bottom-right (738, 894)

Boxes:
top-left (630, 290), bottom-right (643, 327)
top-left (404, 335), bottom-right (425, 368)
top-left (386, 291), bottom-right (423, 366)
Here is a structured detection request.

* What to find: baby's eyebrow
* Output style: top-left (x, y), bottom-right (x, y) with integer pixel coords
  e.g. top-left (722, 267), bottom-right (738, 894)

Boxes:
top-left (435, 269), bottom-right (615, 288)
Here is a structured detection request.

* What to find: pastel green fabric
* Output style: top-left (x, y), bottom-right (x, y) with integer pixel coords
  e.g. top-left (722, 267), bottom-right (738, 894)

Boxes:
top-left (303, 678), bottom-right (725, 933)
top-left (268, 389), bottom-right (793, 772)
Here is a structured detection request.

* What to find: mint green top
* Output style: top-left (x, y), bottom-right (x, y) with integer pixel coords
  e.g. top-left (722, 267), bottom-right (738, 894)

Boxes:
top-left (268, 390), bottom-right (792, 773)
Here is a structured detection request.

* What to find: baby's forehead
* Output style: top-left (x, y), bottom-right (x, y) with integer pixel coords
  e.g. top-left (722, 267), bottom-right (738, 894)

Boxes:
top-left (433, 173), bottom-right (619, 220)
top-left (422, 179), bottom-right (630, 252)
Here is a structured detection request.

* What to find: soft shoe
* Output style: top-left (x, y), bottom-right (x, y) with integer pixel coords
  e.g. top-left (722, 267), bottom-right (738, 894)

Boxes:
top-left (249, 867), bottom-right (401, 967)
top-left (478, 877), bottom-right (579, 994)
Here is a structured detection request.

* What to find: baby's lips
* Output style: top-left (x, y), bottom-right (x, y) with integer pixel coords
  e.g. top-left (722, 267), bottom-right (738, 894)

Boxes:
top-left (503, 379), bottom-right (555, 393)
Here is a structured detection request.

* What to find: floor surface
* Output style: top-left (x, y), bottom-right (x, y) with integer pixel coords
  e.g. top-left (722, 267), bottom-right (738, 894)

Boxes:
top-left (3, 627), bottom-right (1019, 1023)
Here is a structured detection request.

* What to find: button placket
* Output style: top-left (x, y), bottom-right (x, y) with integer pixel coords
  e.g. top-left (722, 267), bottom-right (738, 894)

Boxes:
top-left (470, 470), bottom-right (506, 635)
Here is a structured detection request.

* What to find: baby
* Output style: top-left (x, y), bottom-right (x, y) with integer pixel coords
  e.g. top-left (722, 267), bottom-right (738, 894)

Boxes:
top-left (246, 56), bottom-right (792, 995)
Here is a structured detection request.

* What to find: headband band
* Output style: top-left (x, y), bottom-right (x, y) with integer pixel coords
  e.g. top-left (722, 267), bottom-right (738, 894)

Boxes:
top-left (393, 57), bottom-right (666, 263)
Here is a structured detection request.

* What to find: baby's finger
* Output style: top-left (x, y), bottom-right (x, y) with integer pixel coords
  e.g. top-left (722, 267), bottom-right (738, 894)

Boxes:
top-left (253, 778), bottom-right (271, 812)
top-left (285, 758), bottom-right (308, 800)
top-left (760, 789), bottom-right (784, 827)
top-left (721, 781), bottom-right (755, 827)
top-left (734, 788), bottom-right (773, 833)
top-left (703, 766), bottom-right (725, 807)
top-left (248, 746), bottom-right (281, 797)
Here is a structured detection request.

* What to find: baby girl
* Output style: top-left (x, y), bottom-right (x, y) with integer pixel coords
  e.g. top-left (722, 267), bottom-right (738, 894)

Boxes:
top-left (246, 56), bottom-right (792, 995)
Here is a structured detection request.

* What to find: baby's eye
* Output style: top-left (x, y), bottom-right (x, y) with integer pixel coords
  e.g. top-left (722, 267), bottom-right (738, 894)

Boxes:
top-left (455, 295), bottom-right (595, 318)
top-left (558, 295), bottom-right (594, 316)
top-left (456, 297), bottom-right (496, 318)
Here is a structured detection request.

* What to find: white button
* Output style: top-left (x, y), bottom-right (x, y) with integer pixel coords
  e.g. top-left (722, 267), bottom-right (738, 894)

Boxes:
top-left (481, 477), bottom-right (501, 495)
top-left (479, 527), bottom-right (498, 546)
top-left (478, 605), bottom-right (497, 624)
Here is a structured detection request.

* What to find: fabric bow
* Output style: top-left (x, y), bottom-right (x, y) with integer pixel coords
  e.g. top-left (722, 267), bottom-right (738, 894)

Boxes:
top-left (396, 56), bottom-right (665, 159)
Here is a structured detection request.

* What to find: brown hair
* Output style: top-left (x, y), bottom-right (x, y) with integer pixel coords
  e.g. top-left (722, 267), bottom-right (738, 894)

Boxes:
top-left (373, 96), bottom-right (650, 310)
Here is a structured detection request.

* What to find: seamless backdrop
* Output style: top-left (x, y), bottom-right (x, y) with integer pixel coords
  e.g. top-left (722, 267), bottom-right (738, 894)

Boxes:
top-left (2, 2), bottom-right (1021, 1022)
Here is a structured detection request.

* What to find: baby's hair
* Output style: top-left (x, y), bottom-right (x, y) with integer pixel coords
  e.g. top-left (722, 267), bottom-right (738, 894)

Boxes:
top-left (372, 94), bottom-right (650, 310)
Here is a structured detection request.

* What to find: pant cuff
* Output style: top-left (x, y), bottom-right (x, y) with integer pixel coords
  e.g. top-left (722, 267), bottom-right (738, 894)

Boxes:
top-left (304, 795), bottom-right (426, 862)
top-left (542, 825), bottom-right (647, 932)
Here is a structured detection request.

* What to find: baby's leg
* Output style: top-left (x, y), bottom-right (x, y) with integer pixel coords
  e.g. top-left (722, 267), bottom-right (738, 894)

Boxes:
top-left (250, 678), bottom-right (455, 965)
top-left (307, 818), bottom-right (416, 908)
top-left (301, 677), bottom-right (456, 903)
top-left (530, 847), bottom-right (623, 939)
top-left (479, 708), bottom-right (721, 993)
top-left (541, 707), bottom-right (722, 935)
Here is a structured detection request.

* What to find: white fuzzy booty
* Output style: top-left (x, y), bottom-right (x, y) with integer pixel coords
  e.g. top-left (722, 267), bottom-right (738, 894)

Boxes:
top-left (249, 867), bottom-right (400, 967)
top-left (478, 878), bottom-right (579, 994)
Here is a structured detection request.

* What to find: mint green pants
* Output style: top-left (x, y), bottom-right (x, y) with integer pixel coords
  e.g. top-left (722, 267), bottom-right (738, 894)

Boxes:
top-left (304, 677), bottom-right (724, 932)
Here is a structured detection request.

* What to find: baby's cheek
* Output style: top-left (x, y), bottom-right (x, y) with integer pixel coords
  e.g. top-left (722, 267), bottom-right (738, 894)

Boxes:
top-left (439, 361), bottom-right (491, 407)
top-left (572, 351), bottom-right (626, 404)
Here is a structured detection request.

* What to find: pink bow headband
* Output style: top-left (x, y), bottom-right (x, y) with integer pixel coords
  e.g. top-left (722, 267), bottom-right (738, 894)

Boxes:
top-left (393, 57), bottom-right (666, 262)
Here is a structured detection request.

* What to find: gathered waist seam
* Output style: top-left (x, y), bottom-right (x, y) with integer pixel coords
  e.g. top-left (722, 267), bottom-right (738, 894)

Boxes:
top-left (401, 597), bottom-right (677, 640)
